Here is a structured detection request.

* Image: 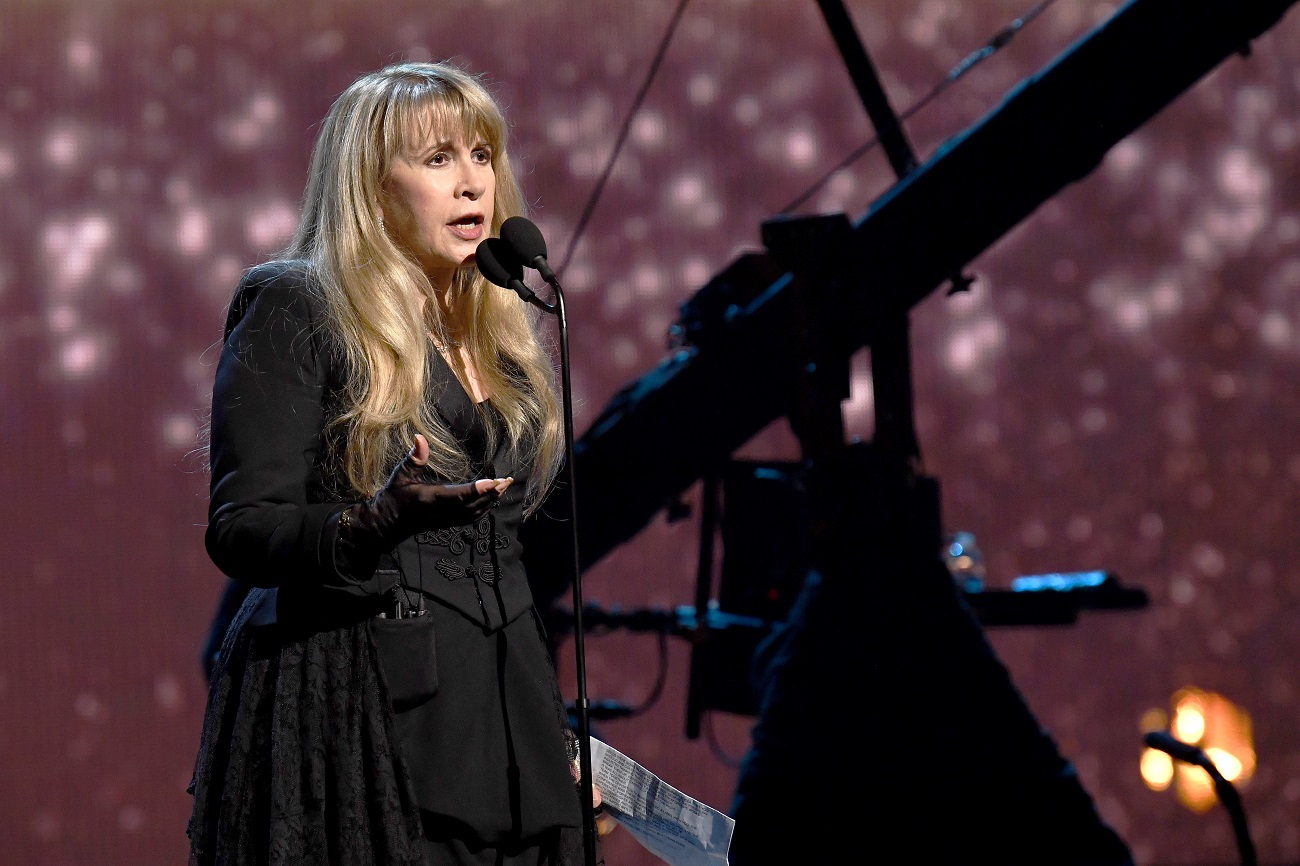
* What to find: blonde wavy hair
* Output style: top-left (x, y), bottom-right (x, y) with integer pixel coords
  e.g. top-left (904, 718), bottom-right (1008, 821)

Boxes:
top-left (285, 61), bottom-right (563, 511)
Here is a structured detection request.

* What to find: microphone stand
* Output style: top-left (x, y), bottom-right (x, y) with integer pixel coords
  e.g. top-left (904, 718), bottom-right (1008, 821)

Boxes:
top-left (523, 269), bottom-right (599, 866)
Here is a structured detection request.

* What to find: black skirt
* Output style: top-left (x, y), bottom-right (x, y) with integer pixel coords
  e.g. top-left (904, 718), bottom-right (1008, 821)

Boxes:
top-left (187, 588), bottom-right (589, 866)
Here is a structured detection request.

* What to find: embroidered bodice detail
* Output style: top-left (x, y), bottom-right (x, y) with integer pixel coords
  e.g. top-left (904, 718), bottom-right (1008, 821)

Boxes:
top-left (416, 515), bottom-right (511, 585)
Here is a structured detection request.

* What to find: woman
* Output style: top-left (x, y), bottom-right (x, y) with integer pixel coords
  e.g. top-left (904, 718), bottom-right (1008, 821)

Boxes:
top-left (188, 61), bottom-right (599, 866)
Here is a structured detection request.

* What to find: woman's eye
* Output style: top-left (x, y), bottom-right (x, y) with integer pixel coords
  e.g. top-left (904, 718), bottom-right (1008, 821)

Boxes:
top-left (428, 152), bottom-right (448, 166)
top-left (473, 148), bottom-right (492, 163)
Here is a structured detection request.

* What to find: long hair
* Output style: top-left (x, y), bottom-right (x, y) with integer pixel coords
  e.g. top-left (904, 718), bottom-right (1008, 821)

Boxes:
top-left (285, 61), bottom-right (562, 512)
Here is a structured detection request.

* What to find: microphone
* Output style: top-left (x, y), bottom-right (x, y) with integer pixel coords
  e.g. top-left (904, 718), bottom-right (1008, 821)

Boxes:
top-left (500, 216), bottom-right (558, 285)
top-left (1143, 731), bottom-right (1212, 769)
top-left (475, 237), bottom-right (550, 311)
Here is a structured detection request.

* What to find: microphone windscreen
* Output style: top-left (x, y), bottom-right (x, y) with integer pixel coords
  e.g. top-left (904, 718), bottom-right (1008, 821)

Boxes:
top-left (475, 237), bottom-right (523, 288)
top-left (500, 216), bottom-right (548, 263)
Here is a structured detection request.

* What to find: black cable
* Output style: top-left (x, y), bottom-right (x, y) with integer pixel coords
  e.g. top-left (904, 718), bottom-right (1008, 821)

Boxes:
top-left (1143, 732), bottom-right (1256, 866)
top-left (778, 0), bottom-right (1057, 215)
top-left (569, 630), bottom-right (671, 720)
top-left (392, 540), bottom-right (424, 616)
top-left (702, 711), bottom-right (744, 769)
top-left (627, 631), bottom-right (670, 715)
top-left (555, 0), bottom-right (692, 273)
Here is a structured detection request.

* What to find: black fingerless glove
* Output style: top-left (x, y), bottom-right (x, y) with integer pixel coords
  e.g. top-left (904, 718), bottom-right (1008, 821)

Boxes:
top-left (334, 445), bottom-right (501, 578)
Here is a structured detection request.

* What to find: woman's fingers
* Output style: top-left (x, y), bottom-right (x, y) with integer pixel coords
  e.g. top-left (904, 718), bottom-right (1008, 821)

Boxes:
top-left (471, 476), bottom-right (512, 495)
top-left (571, 764), bottom-right (615, 835)
top-left (596, 812), bottom-right (618, 837)
top-left (592, 788), bottom-right (617, 837)
top-left (467, 478), bottom-right (513, 514)
top-left (409, 433), bottom-right (431, 465)
top-left (447, 477), bottom-right (509, 519)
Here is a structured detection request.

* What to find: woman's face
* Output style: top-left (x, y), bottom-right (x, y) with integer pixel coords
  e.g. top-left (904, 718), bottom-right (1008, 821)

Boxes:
top-left (382, 125), bottom-right (495, 290)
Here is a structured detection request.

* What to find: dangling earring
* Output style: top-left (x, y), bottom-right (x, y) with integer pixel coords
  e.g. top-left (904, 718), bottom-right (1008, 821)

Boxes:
top-left (379, 215), bottom-right (386, 232)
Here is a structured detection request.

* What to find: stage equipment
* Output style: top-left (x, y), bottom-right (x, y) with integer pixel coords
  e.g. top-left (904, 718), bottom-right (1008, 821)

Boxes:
top-left (679, 459), bottom-right (1149, 731)
top-left (562, 0), bottom-right (1299, 572)
top-left (530, 1), bottom-right (1297, 863)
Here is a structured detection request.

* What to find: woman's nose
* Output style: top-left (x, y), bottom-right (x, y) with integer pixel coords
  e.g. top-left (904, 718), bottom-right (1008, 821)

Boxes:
top-left (458, 167), bottom-right (486, 199)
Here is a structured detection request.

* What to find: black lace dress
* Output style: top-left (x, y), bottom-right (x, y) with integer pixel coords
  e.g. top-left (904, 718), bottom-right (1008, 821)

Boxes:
top-left (187, 262), bottom-right (589, 866)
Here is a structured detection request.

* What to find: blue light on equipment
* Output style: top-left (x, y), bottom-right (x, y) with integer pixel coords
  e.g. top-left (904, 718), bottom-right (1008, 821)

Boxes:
top-left (1010, 570), bottom-right (1109, 592)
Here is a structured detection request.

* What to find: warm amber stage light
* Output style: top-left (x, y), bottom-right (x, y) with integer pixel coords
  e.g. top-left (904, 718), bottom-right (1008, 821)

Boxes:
top-left (1140, 747), bottom-right (1174, 791)
top-left (1145, 688), bottom-right (1256, 813)
top-left (1172, 692), bottom-right (1206, 743)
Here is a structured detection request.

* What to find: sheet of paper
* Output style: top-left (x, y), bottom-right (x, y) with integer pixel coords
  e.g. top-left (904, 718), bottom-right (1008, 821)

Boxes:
top-left (589, 737), bottom-right (733, 866)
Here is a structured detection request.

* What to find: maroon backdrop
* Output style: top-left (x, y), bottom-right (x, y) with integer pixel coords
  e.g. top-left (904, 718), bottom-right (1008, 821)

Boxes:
top-left (2, 2), bottom-right (1299, 864)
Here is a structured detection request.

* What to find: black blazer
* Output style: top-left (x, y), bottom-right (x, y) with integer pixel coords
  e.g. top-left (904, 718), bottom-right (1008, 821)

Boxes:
top-left (205, 261), bottom-right (562, 632)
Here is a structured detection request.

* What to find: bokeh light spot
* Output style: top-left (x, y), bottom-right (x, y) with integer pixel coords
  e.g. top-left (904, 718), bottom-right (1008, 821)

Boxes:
top-left (245, 199), bottom-right (298, 251)
top-left (1140, 748), bottom-right (1174, 790)
top-left (59, 335), bottom-right (109, 379)
top-left (163, 414), bottom-right (198, 449)
top-left (687, 73), bottom-right (719, 106)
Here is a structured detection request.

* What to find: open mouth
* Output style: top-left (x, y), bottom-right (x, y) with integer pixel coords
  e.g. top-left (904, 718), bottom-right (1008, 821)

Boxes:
top-left (448, 215), bottom-right (485, 240)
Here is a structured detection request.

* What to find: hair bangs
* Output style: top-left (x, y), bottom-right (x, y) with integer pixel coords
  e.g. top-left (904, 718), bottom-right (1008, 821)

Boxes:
top-left (380, 72), bottom-right (507, 172)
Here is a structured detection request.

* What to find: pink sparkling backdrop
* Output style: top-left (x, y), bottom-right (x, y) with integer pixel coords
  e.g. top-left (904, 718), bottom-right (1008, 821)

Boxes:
top-left (1, 2), bottom-right (1298, 864)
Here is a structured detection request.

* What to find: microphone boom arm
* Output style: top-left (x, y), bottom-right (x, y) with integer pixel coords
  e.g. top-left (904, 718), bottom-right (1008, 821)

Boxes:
top-left (568, 0), bottom-right (1300, 575)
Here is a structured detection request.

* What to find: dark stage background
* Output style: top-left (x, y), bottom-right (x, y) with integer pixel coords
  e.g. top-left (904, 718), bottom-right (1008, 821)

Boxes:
top-left (2, 1), bottom-right (1299, 864)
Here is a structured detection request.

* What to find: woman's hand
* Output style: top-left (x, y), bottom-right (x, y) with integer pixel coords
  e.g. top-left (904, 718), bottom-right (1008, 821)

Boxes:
top-left (572, 760), bottom-right (617, 837)
top-left (375, 434), bottom-right (512, 534)
top-left (593, 788), bottom-right (617, 837)
top-left (340, 434), bottom-right (512, 559)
